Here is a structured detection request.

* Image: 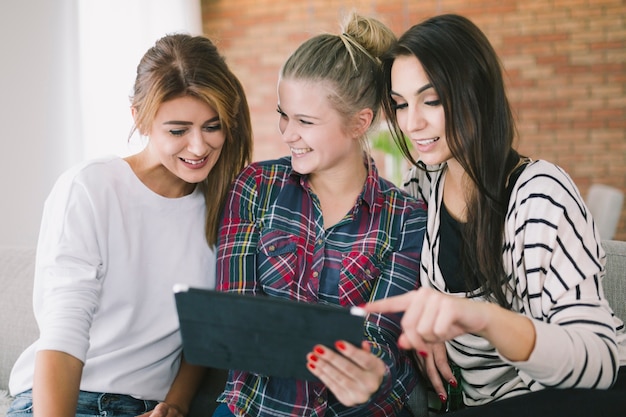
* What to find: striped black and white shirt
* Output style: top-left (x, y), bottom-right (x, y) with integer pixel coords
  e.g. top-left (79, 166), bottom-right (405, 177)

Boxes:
top-left (404, 159), bottom-right (626, 406)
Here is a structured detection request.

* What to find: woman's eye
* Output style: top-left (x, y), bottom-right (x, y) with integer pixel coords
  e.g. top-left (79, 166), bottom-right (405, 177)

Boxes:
top-left (203, 124), bottom-right (221, 132)
top-left (299, 119), bottom-right (313, 125)
top-left (425, 99), bottom-right (441, 107)
top-left (169, 129), bottom-right (187, 137)
top-left (392, 102), bottom-right (408, 111)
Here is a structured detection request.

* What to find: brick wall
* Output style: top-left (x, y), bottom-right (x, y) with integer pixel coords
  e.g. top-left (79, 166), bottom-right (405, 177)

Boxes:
top-left (201, 0), bottom-right (626, 240)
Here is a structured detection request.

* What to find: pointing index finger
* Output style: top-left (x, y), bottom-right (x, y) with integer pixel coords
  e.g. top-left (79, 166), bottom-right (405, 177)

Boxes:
top-left (364, 291), bottom-right (417, 314)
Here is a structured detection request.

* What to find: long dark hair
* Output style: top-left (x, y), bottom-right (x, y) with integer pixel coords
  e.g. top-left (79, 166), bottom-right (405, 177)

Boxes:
top-left (382, 14), bottom-right (521, 306)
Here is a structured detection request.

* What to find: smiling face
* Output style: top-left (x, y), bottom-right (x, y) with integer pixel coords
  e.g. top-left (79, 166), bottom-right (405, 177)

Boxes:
top-left (276, 78), bottom-right (364, 178)
top-left (390, 54), bottom-right (452, 166)
top-left (144, 95), bottom-right (225, 189)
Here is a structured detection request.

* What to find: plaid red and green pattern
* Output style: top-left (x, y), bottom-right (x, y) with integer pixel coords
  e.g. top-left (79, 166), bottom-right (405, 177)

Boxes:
top-left (216, 156), bottom-right (427, 416)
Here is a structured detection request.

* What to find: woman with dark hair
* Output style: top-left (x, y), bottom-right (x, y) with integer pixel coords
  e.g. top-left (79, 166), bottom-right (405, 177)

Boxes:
top-left (7, 33), bottom-right (252, 417)
top-left (364, 13), bottom-right (626, 416)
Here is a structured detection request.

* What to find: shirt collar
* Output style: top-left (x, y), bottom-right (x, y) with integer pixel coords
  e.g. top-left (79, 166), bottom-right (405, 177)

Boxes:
top-left (287, 156), bottom-right (382, 210)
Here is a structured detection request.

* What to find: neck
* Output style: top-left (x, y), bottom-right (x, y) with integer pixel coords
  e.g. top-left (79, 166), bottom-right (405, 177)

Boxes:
top-left (308, 159), bottom-right (368, 229)
top-left (309, 162), bottom-right (368, 199)
top-left (125, 151), bottom-right (194, 198)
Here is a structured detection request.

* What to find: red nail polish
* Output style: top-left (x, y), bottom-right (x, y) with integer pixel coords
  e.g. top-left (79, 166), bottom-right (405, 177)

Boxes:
top-left (314, 346), bottom-right (325, 355)
top-left (309, 354), bottom-right (318, 362)
top-left (449, 379), bottom-right (458, 388)
top-left (335, 341), bottom-right (346, 351)
top-left (438, 393), bottom-right (447, 403)
top-left (308, 362), bottom-right (316, 370)
top-left (418, 350), bottom-right (428, 358)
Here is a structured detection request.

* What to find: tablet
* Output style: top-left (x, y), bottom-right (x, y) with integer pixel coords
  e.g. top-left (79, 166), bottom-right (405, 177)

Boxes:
top-left (173, 285), bottom-right (367, 381)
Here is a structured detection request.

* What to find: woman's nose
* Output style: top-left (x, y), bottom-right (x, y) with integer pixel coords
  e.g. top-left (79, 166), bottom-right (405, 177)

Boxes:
top-left (406, 106), bottom-right (427, 132)
top-left (280, 121), bottom-right (299, 143)
top-left (187, 129), bottom-right (208, 155)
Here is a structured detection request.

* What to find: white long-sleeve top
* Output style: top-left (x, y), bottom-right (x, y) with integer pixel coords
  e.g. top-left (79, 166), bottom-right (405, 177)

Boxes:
top-left (9, 156), bottom-right (215, 400)
top-left (404, 159), bottom-right (626, 406)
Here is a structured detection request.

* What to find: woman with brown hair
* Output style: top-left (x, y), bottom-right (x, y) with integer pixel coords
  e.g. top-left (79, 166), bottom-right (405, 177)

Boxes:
top-left (8, 33), bottom-right (252, 417)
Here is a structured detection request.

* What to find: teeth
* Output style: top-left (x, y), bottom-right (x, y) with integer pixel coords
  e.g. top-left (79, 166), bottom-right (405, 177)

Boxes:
top-left (417, 137), bottom-right (439, 145)
top-left (291, 148), bottom-right (312, 155)
top-left (181, 157), bottom-right (206, 165)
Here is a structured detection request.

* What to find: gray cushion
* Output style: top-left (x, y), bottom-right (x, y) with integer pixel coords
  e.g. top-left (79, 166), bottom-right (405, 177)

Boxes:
top-left (0, 247), bottom-right (37, 392)
top-left (603, 239), bottom-right (626, 323)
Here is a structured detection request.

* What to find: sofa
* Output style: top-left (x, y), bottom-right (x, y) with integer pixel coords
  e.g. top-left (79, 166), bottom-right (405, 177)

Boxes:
top-left (1, 241), bottom-right (625, 416)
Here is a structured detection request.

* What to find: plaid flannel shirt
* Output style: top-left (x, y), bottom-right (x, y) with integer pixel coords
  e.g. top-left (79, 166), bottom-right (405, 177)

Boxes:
top-left (216, 156), bottom-right (426, 416)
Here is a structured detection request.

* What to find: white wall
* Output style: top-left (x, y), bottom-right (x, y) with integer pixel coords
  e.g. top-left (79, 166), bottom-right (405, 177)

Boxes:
top-left (0, 0), bottom-right (82, 247)
top-left (0, 0), bottom-right (202, 248)
top-left (78, 0), bottom-right (203, 159)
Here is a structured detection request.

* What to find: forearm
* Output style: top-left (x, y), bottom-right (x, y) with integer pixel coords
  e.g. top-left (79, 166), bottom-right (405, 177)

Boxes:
top-left (162, 357), bottom-right (207, 415)
top-left (33, 350), bottom-right (83, 417)
top-left (478, 303), bottom-right (536, 362)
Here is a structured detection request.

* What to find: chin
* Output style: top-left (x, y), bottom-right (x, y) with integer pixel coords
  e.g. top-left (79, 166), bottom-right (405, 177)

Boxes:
top-left (290, 161), bottom-right (313, 175)
top-left (417, 153), bottom-right (452, 167)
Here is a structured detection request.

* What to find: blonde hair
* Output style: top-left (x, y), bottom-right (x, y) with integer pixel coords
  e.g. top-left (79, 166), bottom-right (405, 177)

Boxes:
top-left (280, 12), bottom-right (396, 138)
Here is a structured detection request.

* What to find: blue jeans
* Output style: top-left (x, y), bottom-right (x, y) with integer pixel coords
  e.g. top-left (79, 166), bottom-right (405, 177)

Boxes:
top-left (7, 389), bottom-right (159, 417)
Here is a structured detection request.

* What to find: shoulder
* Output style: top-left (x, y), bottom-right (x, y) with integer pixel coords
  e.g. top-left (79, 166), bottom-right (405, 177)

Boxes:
top-left (57, 155), bottom-right (124, 181)
top-left (507, 159), bottom-right (596, 244)
top-left (230, 156), bottom-right (295, 196)
top-left (51, 156), bottom-right (125, 194)
top-left (377, 175), bottom-right (426, 212)
top-left (512, 159), bottom-right (582, 205)
top-left (238, 156), bottom-right (292, 177)
top-left (517, 159), bottom-right (574, 186)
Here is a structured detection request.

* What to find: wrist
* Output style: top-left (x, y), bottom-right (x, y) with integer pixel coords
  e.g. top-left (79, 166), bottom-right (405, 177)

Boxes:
top-left (164, 402), bottom-right (186, 416)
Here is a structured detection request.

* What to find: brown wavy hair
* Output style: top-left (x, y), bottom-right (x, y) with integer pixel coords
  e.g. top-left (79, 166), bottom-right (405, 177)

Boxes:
top-left (130, 33), bottom-right (253, 247)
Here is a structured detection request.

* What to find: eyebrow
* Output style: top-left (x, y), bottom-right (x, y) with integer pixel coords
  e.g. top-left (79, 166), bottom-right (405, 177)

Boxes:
top-left (163, 116), bottom-right (220, 125)
top-left (390, 83), bottom-right (434, 97)
top-left (276, 105), bottom-right (320, 120)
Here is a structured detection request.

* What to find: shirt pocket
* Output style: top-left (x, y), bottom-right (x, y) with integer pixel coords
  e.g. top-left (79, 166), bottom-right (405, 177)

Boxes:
top-left (340, 252), bottom-right (381, 306)
top-left (257, 229), bottom-right (300, 295)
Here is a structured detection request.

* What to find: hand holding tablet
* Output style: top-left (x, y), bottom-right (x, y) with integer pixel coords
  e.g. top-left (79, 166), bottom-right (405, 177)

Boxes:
top-left (174, 285), bottom-right (366, 381)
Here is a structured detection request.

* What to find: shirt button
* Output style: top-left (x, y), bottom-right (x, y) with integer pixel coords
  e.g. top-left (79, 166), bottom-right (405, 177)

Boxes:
top-left (317, 239), bottom-right (323, 245)
top-left (317, 397), bottom-right (325, 404)
top-left (365, 269), bottom-right (371, 276)
top-left (312, 271), bottom-right (319, 278)
top-left (268, 245), bottom-right (276, 252)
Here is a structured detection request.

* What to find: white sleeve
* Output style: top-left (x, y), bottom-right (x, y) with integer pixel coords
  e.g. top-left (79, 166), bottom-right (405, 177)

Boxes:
top-left (33, 171), bottom-right (104, 363)
top-left (506, 161), bottom-right (619, 388)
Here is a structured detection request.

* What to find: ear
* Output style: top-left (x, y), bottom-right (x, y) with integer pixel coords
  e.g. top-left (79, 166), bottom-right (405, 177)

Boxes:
top-left (352, 108), bottom-right (374, 138)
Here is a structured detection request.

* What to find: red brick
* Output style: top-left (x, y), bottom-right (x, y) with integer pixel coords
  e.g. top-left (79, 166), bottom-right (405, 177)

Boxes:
top-left (201, 0), bottom-right (626, 239)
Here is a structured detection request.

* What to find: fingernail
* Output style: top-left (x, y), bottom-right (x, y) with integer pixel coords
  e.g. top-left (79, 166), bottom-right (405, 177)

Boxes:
top-left (314, 346), bottom-right (325, 355)
top-left (308, 363), bottom-right (316, 370)
top-left (309, 354), bottom-right (318, 362)
top-left (439, 393), bottom-right (447, 403)
top-left (335, 341), bottom-right (346, 351)
top-left (418, 350), bottom-right (428, 358)
top-left (449, 378), bottom-right (458, 388)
